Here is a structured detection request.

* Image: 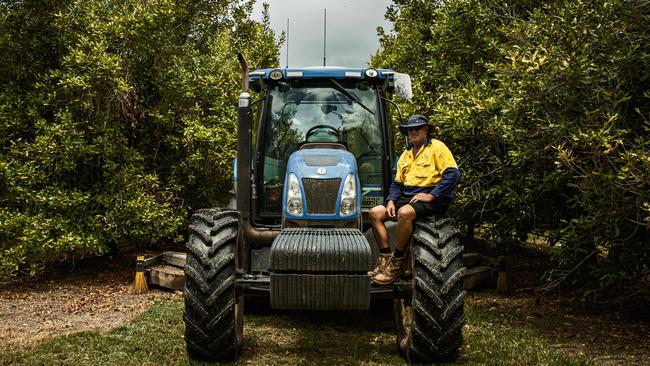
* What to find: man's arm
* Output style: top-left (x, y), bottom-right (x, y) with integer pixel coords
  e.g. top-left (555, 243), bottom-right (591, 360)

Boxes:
top-left (429, 167), bottom-right (461, 198)
top-left (386, 181), bottom-right (404, 202)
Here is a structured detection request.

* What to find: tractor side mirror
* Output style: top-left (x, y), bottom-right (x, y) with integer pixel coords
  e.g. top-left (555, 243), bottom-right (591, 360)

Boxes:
top-left (393, 73), bottom-right (413, 100)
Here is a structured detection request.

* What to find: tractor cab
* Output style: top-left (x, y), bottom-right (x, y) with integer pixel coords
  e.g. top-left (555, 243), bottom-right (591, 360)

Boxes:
top-left (248, 67), bottom-right (411, 229)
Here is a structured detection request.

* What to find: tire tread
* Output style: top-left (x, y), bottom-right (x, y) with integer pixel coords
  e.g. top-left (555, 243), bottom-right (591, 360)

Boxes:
top-left (395, 215), bottom-right (465, 363)
top-left (183, 209), bottom-right (242, 361)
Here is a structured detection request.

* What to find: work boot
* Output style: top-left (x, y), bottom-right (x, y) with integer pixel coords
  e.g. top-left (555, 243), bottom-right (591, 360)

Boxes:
top-left (367, 253), bottom-right (391, 277)
top-left (372, 255), bottom-right (406, 285)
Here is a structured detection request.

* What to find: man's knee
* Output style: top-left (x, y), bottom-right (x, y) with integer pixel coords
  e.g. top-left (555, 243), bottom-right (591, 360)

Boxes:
top-left (397, 205), bottom-right (415, 222)
top-left (369, 205), bottom-right (386, 223)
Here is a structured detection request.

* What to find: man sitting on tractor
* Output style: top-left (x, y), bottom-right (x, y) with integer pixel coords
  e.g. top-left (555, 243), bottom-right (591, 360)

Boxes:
top-left (368, 115), bottom-right (461, 285)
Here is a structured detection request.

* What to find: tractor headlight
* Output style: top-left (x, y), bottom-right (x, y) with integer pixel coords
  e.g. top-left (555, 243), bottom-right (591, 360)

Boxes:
top-left (269, 69), bottom-right (283, 80)
top-left (364, 68), bottom-right (378, 78)
top-left (340, 173), bottom-right (357, 216)
top-left (286, 173), bottom-right (303, 216)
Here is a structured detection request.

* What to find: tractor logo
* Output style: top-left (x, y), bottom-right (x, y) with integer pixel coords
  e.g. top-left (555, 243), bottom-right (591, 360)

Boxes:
top-left (317, 167), bottom-right (327, 175)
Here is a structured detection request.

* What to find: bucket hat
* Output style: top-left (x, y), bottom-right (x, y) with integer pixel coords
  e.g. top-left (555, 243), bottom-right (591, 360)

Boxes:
top-left (399, 115), bottom-right (431, 135)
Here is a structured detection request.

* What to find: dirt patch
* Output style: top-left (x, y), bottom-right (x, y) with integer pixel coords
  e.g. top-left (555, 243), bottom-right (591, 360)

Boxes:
top-left (0, 255), bottom-right (176, 347)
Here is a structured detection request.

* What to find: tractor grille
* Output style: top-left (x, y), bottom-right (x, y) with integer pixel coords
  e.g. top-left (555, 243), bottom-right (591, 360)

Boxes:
top-left (302, 178), bottom-right (340, 214)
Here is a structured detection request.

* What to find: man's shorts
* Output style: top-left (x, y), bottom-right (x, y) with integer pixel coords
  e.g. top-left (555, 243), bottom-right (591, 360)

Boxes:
top-left (387, 195), bottom-right (451, 220)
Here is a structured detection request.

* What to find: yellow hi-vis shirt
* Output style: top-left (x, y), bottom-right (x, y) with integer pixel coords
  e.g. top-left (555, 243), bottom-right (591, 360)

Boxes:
top-left (388, 139), bottom-right (459, 201)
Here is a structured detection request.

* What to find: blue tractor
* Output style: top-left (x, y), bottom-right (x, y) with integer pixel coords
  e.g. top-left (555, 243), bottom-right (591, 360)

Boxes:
top-left (183, 55), bottom-right (466, 363)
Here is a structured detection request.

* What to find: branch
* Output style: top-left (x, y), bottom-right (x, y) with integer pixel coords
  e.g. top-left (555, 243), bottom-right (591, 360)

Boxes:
top-left (519, 251), bottom-right (596, 293)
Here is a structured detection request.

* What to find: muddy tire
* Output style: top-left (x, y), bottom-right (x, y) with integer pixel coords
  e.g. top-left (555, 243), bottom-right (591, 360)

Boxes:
top-left (394, 217), bottom-right (466, 363)
top-left (183, 208), bottom-right (243, 361)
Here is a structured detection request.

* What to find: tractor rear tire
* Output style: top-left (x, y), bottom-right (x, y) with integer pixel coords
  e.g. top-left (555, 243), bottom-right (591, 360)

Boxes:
top-left (394, 217), bottom-right (466, 363)
top-left (183, 208), bottom-right (243, 361)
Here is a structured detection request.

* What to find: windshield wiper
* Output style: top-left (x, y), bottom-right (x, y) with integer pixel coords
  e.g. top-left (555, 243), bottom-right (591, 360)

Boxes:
top-left (327, 78), bottom-right (374, 115)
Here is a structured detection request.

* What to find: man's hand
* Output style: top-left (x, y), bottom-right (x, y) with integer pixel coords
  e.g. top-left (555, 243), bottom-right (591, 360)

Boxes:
top-left (409, 193), bottom-right (435, 204)
top-left (386, 200), bottom-right (396, 218)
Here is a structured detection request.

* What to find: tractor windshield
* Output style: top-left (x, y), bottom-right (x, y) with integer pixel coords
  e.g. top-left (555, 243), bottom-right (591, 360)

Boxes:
top-left (258, 79), bottom-right (385, 216)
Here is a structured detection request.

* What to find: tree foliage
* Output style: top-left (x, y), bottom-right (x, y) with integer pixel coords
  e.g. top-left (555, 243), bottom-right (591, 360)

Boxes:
top-left (0, 0), bottom-right (279, 278)
top-left (373, 0), bottom-right (649, 296)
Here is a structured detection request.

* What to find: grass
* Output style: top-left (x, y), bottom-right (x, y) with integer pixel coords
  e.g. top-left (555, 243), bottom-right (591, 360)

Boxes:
top-left (1, 295), bottom-right (595, 366)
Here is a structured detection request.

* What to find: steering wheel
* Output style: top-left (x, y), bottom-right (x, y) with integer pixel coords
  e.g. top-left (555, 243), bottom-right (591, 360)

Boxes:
top-left (305, 124), bottom-right (340, 142)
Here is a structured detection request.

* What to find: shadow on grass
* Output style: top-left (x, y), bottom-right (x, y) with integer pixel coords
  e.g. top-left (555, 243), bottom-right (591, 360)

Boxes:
top-left (240, 298), bottom-right (403, 366)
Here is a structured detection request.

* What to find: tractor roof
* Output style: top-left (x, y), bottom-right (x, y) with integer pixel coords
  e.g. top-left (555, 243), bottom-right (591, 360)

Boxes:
top-left (248, 67), bottom-right (397, 82)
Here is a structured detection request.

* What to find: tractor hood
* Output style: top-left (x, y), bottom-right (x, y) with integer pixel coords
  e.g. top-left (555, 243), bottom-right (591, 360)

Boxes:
top-left (288, 148), bottom-right (357, 179)
top-left (283, 147), bottom-right (361, 220)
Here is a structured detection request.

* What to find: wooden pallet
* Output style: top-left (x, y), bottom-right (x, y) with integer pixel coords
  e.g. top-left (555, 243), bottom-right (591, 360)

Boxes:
top-left (144, 251), bottom-right (186, 291)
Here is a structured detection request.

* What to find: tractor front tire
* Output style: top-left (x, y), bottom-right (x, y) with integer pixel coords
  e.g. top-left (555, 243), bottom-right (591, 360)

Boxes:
top-left (394, 217), bottom-right (466, 363)
top-left (183, 209), bottom-right (243, 361)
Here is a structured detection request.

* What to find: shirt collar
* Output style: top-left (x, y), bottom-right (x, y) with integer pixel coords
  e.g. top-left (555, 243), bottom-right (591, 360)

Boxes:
top-left (406, 138), bottom-right (432, 151)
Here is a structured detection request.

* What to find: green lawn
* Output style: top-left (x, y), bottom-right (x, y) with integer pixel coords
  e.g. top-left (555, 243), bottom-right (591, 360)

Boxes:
top-left (1, 296), bottom-right (595, 366)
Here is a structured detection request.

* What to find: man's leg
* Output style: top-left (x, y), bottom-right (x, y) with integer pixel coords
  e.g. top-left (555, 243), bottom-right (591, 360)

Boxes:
top-left (368, 204), bottom-right (391, 250)
top-left (395, 205), bottom-right (416, 252)
top-left (372, 205), bottom-right (415, 285)
top-left (368, 205), bottom-right (393, 276)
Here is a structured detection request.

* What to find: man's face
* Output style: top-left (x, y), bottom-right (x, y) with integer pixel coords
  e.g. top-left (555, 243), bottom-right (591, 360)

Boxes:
top-left (407, 125), bottom-right (429, 146)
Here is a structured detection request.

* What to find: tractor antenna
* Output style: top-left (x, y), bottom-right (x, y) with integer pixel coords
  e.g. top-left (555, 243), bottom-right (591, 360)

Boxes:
top-left (323, 8), bottom-right (327, 67)
top-left (286, 18), bottom-right (289, 68)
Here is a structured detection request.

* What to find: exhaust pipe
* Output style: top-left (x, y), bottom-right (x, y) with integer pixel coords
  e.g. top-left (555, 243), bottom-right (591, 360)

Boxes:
top-left (236, 53), bottom-right (279, 246)
top-left (237, 53), bottom-right (249, 93)
top-left (236, 53), bottom-right (251, 222)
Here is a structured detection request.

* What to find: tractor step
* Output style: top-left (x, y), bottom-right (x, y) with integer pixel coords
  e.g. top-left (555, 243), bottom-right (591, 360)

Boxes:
top-left (237, 274), bottom-right (412, 300)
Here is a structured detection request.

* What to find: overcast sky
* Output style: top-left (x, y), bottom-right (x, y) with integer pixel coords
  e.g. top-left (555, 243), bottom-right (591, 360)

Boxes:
top-left (252, 0), bottom-right (393, 68)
